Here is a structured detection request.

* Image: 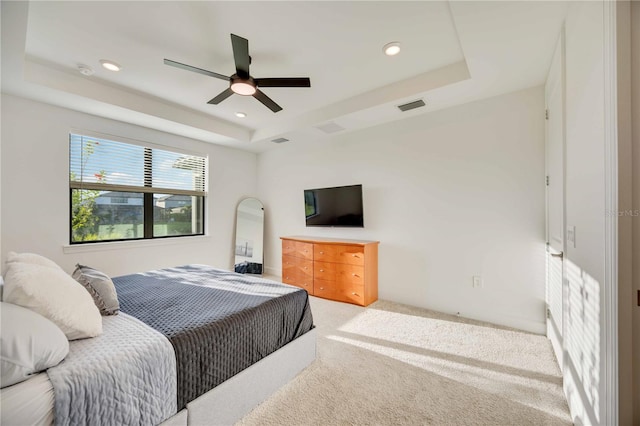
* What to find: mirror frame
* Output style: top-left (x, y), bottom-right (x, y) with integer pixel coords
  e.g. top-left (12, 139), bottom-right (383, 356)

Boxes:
top-left (233, 197), bottom-right (264, 275)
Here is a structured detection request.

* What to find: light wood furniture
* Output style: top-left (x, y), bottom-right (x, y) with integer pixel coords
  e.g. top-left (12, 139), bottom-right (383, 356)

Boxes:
top-left (281, 236), bottom-right (379, 306)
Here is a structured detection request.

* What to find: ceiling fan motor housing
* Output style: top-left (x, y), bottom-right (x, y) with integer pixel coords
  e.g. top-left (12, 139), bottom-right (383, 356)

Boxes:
top-left (230, 74), bottom-right (257, 95)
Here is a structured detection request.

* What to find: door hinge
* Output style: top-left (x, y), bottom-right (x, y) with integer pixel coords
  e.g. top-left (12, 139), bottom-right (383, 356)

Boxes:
top-left (546, 175), bottom-right (550, 186)
top-left (545, 109), bottom-right (549, 120)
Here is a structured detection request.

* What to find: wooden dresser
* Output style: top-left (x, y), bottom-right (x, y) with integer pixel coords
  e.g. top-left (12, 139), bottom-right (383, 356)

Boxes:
top-left (281, 236), bottom-right (379, 306)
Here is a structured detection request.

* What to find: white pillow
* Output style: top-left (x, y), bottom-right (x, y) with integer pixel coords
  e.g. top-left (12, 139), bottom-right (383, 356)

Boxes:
top-left (6, 252), bottom-right (63, 271)
top-left (1, 301), bottom-right (69, 388)
top-left (3, 262), bottom-right (102, 340)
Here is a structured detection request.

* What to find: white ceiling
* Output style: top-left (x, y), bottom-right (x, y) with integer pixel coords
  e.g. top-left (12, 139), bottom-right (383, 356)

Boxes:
top-left (1, 1), bottom-right (569, 153)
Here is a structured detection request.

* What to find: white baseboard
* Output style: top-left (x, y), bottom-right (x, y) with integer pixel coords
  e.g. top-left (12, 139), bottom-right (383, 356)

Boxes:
top-left (264, 265), bottom-right (281, 277)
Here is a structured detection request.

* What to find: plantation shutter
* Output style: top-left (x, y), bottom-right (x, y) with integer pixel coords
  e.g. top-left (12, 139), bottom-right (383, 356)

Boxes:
top-left (69, 134), bottom-right (207, 196)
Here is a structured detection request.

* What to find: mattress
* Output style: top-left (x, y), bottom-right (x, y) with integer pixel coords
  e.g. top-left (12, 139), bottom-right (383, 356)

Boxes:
top-left (0, 373), bottom-right (54, 426)
top-left (113, 265), bottom-right (314, 410)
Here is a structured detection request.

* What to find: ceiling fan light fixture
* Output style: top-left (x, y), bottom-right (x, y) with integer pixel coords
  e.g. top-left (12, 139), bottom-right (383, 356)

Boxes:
top-left (383, 41), bottom-right (401, 56)
top-left (100, 59), bottom-right (122, 71)
top-left (231, 81), bottom-right (256, 96)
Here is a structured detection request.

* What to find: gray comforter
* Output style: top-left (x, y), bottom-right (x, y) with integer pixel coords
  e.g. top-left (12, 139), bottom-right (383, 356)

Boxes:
top-left (113, 265), bottom-right (314, 410)
top-left (47, 313), bottom-right (177, 426)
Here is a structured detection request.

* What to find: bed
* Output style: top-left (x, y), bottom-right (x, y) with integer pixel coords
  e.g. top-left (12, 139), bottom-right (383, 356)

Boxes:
top-left (0, 264), bottom-right (316, 426)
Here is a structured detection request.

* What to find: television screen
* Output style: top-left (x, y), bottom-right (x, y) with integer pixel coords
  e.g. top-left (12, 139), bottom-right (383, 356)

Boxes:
top-left (304, 184), bottom-right (364, 227)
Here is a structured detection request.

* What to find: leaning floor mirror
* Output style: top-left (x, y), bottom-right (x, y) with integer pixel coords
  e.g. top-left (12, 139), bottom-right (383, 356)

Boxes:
top-left (233, 198), bottom-right (264, 275)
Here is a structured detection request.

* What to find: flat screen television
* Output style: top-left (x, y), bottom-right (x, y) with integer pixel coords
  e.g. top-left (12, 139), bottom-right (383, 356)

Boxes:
top-left (304, 184), bottom-right (364, 227)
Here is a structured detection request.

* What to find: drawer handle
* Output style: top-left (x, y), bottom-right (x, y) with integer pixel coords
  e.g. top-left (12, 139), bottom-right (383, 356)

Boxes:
top-left (352, 292), bottom-right (358, 296)
top-left (304, 266), bottom-right (307, 269)
top-left (352, 254), bottom-right (360, 258)
top-left (319, 251), bottom-right (324, 254)
top-left (319, 269), bottom-right (324, 272)
top-left (320, 287), bottom-right (324, 290)
top-left (352, 273), bottom-right (360, 277)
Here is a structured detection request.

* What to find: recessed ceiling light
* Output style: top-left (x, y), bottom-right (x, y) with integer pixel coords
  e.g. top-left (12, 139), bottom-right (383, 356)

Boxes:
top-left (235, 112), bottom-right (247, 118)
top-left (383, 42), bottom-right (401, 56)
top-left (100, 60), bottom-right (122, 72)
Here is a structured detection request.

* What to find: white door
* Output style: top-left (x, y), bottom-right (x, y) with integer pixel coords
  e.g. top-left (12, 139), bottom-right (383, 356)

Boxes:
top-left (545, 32), bottom-right (565, 369)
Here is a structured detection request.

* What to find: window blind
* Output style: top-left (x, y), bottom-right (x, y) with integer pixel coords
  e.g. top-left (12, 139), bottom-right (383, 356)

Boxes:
top-left (69, 134), bottom-right (207, 196)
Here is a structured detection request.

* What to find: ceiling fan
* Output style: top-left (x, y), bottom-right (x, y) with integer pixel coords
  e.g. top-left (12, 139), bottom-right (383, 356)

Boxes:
top-left (164, 34), bottom-right (311, 113)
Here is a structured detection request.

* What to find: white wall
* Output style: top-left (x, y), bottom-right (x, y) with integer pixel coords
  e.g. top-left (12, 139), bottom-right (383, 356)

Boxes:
top-left (561, 1), bottom-right (609, 424)
top-left (0, 94), bottom-right (258, 276)
top-left (258, 86), bottom-right (546, 333)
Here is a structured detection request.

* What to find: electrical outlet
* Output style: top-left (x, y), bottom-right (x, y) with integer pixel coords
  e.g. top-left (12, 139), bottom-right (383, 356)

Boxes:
top-left (473, 276), bottom-right (483, 288)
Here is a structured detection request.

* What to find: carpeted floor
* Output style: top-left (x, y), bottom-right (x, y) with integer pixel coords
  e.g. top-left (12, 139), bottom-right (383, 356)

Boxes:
top-left (237, 296), bottom-right (572, 426)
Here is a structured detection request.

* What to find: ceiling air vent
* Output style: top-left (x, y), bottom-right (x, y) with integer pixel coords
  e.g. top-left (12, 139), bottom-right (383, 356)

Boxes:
top-left (397, 99), bottom-right (426, 112)
top-left (271, 137), bottom-right (290, 144)
top-left (315, 121), bottom-right (346, 134)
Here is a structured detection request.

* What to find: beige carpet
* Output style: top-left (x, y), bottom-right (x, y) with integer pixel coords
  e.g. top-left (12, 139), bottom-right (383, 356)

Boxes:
top-left (237, 296), bottom-right (572, 426)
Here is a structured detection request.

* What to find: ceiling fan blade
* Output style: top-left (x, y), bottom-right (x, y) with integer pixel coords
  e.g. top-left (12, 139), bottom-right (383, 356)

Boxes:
top-left (164, 59), bottom-right (229, 81)
top-left (230, 34), bottom-right (250, 79)
top-left (255, 77), bottom-right (311, 88)
top-left (207, 88), bottom-right (234, 104)
top-left (253, 89), bottom-right (282, 113)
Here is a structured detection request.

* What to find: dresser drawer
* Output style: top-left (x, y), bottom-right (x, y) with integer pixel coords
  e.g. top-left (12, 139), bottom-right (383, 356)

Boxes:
top-left (313, 279), bottom-right (338, 300)
top-left (295, 241), bottom-right (314, 260)
top-left (283, 278), bottom-right (313, 293)
top-left (283, 255), bottom-right (312, 276)
top-left (283, 274), bottom-right (314, 293)
top-left (314, 244), bottom-right (338, 263)
top-left (282, 241), bottom-right (297, 257)
top-left (337, 264), bottom-right (365, 286)
top-left (314, 261), bottom-right (336, 281)
top-left (282, 240), bottom-right (314, 260)
top-left (293, 279), bottom-right (313, 293)
top-left (282, 258), bottom-right (297, 283)
top-left (337, 246), bottom-right (365, 266)
top-left (297, 259), bottom-right (313, 279)
top-left (335, 283), bottom-right (365, 305)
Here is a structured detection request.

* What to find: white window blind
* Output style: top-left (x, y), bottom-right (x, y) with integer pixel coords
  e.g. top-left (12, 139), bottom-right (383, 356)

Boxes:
top-left (69, 134), bottom-right (207, 196)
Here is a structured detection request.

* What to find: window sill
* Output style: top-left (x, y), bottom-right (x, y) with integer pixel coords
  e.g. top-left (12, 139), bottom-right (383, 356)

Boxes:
top-left (62, 235), bottom-right (212, 254)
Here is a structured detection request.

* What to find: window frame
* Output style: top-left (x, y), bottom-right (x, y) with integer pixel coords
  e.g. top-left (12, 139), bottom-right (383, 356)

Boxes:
top-left (68, 131), bottom-right (207, 245)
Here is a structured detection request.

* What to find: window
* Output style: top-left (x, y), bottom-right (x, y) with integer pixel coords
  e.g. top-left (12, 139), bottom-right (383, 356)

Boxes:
top-left (69, 133), bottom-right (206, 243)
